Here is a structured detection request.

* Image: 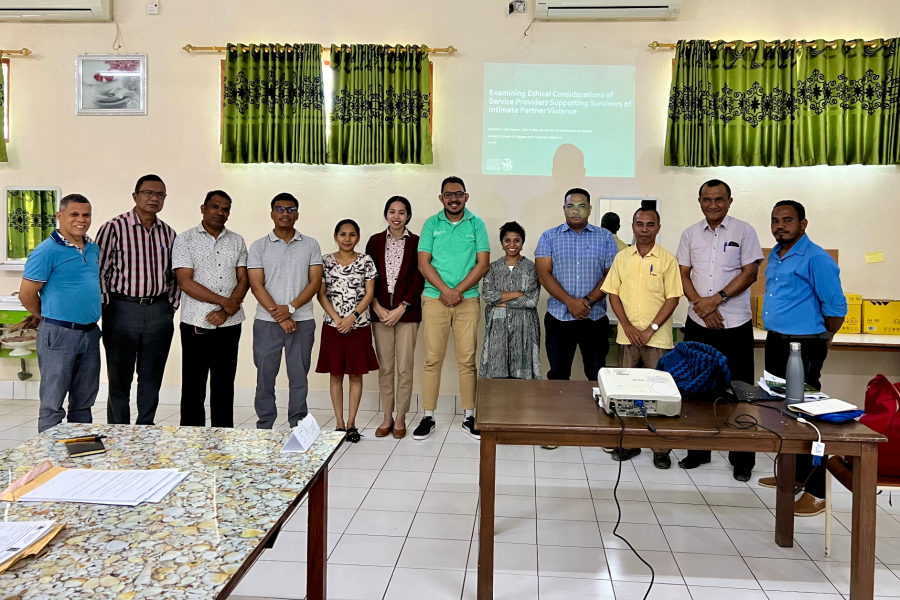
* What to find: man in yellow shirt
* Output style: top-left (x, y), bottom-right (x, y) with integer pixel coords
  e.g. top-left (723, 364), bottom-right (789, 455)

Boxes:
top-left (601, 208), bottom-right (683, 469)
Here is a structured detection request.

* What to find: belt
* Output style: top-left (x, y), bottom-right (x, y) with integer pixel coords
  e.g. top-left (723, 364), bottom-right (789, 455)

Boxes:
top-left (109, 293), bottom-right (168, 306)
top-left (770, 331), bottom-right (832, 340)
top-left (43, 318), bottom-right (97, 331)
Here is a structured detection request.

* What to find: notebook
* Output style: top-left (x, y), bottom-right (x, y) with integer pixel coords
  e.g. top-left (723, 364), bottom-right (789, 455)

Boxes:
top-left (787, 399), bottom-right (858, 417)
top-left (64, 439), bottom-right (106, 458)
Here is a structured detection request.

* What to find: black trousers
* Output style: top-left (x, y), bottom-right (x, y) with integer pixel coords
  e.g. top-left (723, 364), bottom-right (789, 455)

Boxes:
top-left (103, 299), bottom-right (175, 425)
top-left (765, 331), bottom-right (829, 499)
top-left (545, 313), bottom-right (609, 380)
top-left (684, 319), bottom-right (756, 471)
top-left (180, 323), bottom-right (242, 428)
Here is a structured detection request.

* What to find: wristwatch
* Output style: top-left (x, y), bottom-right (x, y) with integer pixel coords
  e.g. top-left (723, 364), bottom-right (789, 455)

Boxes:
top-left (650, 323), bottom-right (660, 332)
top-left (718, 290), bottom-right (729, 303)
top-left (583, 295), bottom-right (596, 308)
top-left (352, 310), bottom-right (361, 318)
top-left (287, 304), bottom-right (295, 315)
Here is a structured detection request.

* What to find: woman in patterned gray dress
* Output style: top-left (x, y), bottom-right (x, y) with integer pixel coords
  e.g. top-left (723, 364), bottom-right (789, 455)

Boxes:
top-left (479, 222), bottom-right (541, 379)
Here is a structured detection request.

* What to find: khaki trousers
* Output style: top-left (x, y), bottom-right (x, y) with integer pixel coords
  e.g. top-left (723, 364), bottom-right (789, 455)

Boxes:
top-left (372, 321), bottom-right (419, 417)
top-left (422, 297), bottom-right (480, 411)
top-left (618, 343), bottom-right (670, 454)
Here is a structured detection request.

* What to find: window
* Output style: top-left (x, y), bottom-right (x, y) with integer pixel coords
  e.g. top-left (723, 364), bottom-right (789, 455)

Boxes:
top-left (3, 188), bottom-right (60, 265)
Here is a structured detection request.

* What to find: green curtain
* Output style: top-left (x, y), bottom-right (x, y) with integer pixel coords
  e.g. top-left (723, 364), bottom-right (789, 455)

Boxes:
top-left (665, 39), bottom-right (900, 167)
top-left (7, 190), bottom-right (56, 259)
top-left (222, 43), bottom-right (326, 164)
top-left (328, 44), bottom-right (433, 165)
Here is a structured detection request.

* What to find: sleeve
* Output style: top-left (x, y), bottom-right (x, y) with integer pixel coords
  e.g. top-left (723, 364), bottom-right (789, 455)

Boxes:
top-left (675, 229), bottom-right (692, 268)
top-left (309, 239), bottom-right (324, 266)
top-left (364, 255), bottom-right (378, 281)
top-left (600, 255), bottom-right (623, 296)
top-left (741, 224), bottom-right (765, 266)
top-left (810, 255), bottom-right (847, 318)
top-left (22, 244), bottom-right (52, 283)
top-left (402, 237), bottom-right (425, 305)
top-left (534, 230), bottom-right (552, 258)
top-left (480, 263), bottom-right (502, 306)
top-left (237, 237), bottom-right (248, 268)
top-left (474, 218), bottom-right (491, 253)
top-left (364, 235), bottom-right (377, 265)
top-left (166, 229), bottom-right (181, 310)
top-left (663, 254), bottom-right (684, 299)
top-left (247, 239), bottom-right (263, 269)
top-left (417, 217), bottom-right (435, 254)
top-left (601, 230), bottom-right (617, 271)
top-left (94, 221), bottom-right (116, 304)
top-left (171, 234), bottom-right (193, 270)
top-left (505, 261), bottom-right (540, 309)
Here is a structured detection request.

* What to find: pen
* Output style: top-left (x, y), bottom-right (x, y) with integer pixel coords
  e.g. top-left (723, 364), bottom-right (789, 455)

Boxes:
top-left (650, 264), bottom-right (653, 274)
top-left (57, 435), bottom-right (107, 444)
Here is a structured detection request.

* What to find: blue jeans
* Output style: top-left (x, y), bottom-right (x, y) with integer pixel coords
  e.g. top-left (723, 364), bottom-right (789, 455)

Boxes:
top-left (36, 322), bottom-right (102, 433)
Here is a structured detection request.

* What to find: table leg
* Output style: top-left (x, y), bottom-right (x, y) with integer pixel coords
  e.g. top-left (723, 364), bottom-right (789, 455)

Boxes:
top-left (850, 443), bottom-right (877, 600)
top-left (307, 467), bottom-right (328, 600)
top-left (775, 453), bottom-right (796, 547)
top-left (478, 432), bottom-right (497, 600)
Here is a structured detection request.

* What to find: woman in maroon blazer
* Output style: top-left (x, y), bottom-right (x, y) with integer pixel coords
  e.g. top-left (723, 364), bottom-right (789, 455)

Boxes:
top-left (366, 196), bottom-right (425, 439)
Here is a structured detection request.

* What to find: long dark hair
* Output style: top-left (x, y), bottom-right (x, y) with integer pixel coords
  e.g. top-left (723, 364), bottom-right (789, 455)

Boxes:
top-left (334, 219), bottom-right (360, 236)
top-left (384, 196), bottom-right (412, 225)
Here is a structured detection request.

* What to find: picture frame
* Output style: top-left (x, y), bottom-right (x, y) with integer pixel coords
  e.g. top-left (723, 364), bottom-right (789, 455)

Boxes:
top-left (75, 54), bottom-right (147, 116)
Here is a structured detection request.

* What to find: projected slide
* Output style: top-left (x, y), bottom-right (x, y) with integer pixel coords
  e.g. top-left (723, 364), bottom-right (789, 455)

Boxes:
top-left (483, 63), bottom-right (635, 177)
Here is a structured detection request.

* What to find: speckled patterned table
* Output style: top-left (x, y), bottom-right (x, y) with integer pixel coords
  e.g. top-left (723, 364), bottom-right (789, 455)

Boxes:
top-left (0, 423), bottom-right (344, 600)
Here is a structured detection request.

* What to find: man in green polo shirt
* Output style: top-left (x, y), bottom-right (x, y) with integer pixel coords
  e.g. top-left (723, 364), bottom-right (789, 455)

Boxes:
top-left (414, 176), bottom-right (491, 441)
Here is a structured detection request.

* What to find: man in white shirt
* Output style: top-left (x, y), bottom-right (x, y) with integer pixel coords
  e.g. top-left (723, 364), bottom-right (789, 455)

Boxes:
top-left (675, 180), bottom-right (764, 481)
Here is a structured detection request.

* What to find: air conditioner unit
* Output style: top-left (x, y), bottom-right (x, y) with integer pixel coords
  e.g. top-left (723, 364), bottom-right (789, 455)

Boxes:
top-left (0, 0), bottom-right (112, 21)
top-left (536, 0), bottom-right (681, 20)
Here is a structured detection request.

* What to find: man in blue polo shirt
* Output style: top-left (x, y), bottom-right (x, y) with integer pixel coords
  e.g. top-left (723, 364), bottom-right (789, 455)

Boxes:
top-left (19, 194), bottom-right (102, 433)
top-left (757, 200), bottom-right (846, 517)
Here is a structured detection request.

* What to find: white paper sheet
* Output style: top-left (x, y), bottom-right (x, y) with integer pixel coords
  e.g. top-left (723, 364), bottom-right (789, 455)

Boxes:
top-left (788, 399), bottom-right (859, 416)
top-left (0, 520), bottom-right (56, 565)
top-left (20, 469), bottom-right (188, 506)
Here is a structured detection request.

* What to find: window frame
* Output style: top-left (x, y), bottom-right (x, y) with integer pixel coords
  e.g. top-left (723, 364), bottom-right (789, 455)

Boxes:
top-left (2, 187), bottom-right (61, 267)
top-left (2, 58), bottom-right (9, 143)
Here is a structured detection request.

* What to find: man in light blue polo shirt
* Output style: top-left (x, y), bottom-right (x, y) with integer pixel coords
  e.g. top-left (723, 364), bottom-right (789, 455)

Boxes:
top-left (415, 176), bottom-right (490, 441)
top-left (759, 200), bottom-right (846, 517)
top-left (18, 194), bottom-right (102, 433)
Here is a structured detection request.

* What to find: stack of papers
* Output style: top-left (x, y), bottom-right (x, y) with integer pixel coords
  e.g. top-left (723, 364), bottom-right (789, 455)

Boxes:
top-left (0, 521), bottom-right (58, 567)
top-left (19, 469), bottom-right (189, 506)
top-left (760, 371), bottom-right (830, 401)
top-left (788, 398), bottom-right (859, 416)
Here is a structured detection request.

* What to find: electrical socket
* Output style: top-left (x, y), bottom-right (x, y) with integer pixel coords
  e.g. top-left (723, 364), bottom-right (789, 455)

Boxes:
top-left (508, 0), bottom-right (526, 14)
top-left (147, 2), bottom-right (159, 15)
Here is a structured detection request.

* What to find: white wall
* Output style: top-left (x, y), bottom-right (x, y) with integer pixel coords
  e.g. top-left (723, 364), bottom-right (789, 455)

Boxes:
top-left (0, 0), bottom-right (897, 405)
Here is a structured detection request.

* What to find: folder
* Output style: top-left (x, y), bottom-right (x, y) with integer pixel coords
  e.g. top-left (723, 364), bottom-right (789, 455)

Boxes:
top-left (1, 461), bottom-right (67, 502)
top-left (0, 523), bottom-right (66, 574)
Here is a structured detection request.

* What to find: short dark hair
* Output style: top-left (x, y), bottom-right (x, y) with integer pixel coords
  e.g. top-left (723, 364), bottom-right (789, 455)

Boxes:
top-left (499, 221), bottom-right (526, 243)
top-left (441, 176), bottom-right (466, 193)
top-left (774, 200), bottom-right (806, 221)
top-left (633, 207), bottom-right (661, 223)
top-left (564, 188), bottom-right (591, 204)
top-left (204, 190), bottom-right (232, 206)
top-left (600, 212), bottom-right (620, 233)
top-left (134, 174), bottom-right (164, 193)
top-left (384, 196), bottom-right (412, 224)
top-left (59, 193), bottom-right (90, 211)
top-left (271, 192), bottom-right (299, 209)
top-left (699, 179), bottom-right (732, 198)
top-left (334, 219), bottom-right (360, 236)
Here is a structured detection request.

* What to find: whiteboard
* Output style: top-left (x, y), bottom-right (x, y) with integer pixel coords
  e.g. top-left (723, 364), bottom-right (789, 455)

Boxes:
top-left (595, 196), bottom-right (661, 245)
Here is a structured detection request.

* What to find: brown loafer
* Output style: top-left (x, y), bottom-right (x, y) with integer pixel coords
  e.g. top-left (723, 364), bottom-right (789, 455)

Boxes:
top-left (393, 426), bottom-right (406, 439)
top-left (375, 423), bottom-right (393, 438)
top-left (794, 492), bottom-right (826, 517)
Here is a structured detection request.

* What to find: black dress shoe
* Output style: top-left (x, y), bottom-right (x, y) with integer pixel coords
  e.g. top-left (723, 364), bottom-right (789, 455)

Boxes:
top-left (653, 451), bottom-right (672, 469)
top-left (733, 466), bottom-right (752, 482)
top-left (611, 447), bottom-right (641, 462)
top-left (677, 454), bottom-right (711, 470)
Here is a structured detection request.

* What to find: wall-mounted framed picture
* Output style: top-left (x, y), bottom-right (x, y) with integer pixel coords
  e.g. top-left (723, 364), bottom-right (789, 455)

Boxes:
top-left (75, 54), bottom-right (147, 116)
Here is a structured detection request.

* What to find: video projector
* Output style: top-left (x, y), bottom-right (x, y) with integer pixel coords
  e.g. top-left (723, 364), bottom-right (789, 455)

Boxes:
top-left (596, 368), bottom-right (682, 417)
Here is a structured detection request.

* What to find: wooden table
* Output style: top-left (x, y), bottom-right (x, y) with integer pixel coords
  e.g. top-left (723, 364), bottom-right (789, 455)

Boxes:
top-left (476, 379), bottom-right (885, 600)
top-left (754, 327), bottom-right (900, 352)
top-left (0, 424), bottom-right (344, 600)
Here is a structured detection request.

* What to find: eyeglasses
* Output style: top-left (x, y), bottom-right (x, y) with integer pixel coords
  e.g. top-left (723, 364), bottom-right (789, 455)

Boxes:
top-left (138, 190), bottom-right (167, 200)
top-left (442, 191), bottom-right (467, 200)
top-left (274, 206), bottom-right (298, 214)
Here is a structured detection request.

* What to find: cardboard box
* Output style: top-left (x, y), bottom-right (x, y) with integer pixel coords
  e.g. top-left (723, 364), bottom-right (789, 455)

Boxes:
top-left (863, 300), bottom-right (900, 335)
top-left (752, 296), bottom-right (765, 330)
top-left (839, 294), bottom-right (862, 334)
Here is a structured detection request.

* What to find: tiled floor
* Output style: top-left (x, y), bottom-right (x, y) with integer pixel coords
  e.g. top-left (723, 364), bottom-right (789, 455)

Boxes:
top-left (1, 399), bottom-right (897, 599)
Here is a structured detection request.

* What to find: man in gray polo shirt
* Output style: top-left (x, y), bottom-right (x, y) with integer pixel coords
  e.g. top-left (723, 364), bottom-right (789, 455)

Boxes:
top-left (248, 193), bottom-right (323, 429)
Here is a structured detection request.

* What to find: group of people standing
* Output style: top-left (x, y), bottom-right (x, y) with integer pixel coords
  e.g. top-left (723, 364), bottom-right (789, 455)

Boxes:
top-left (20, 174), bottom-right (846, 517)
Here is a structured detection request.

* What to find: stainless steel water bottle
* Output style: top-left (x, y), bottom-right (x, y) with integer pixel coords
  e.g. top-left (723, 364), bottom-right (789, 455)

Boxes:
top-left (785, 342), bottom-right (804, 402)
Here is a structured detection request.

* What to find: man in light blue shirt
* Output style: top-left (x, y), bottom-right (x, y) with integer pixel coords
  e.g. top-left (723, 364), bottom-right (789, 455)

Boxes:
top-left (19, 194), bottom-right (102, 432)
top-left (759, 200), bottom-right (846, 517)
top-left (535, 188), bottom-right (618, 380)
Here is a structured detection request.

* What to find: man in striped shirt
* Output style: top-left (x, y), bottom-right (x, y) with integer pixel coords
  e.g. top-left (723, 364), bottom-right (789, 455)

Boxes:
top-left (96, 174), bottom-right (180, 425)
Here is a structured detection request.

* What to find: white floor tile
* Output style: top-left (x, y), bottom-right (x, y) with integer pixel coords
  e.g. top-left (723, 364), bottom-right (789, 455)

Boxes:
top-left (538, 576), bottom-right (615, 599)
top-left (468, 541), bottom-right (537, 575)
top-left (461, 571), bottom-right (539, 600)
top-left (345, 510), bottom-right (415, 537)
top-left (833, 511), bottom-right (900, 537)
top-left (635, 466), bottom-right (695, 486)
top-left (326, 563), bottom-right (393, 600)
top-left (726, 528), bottom-right (809, 560)
top-left (537, 544), bottom-right (610, 579)
top-left (662, 525), bottom-right (738, 555)
top-left (688, 469), bottom-right (752, 488)
top-left (698, 485), bottom-right (768, 508)
top-left (535, 445), bottom-right (584, 463)
top-left (419, 490), bottom-right (479, 515)
top-left (652, 502), bottom-right (719, 528)
top-left (605, 548), bottom-right (683, 584)
top-left (397, 537), bottom-right (471, 571)
top-left (383, 454), bottom-right (438, 472)
top-left (329, 534), bottom-right (406, 567)
top-left (328, 486), bottom-right (370, 510)
top-left (816, 561), bottom-right (900, 596)
top-left (284, 506), bottom-right (356, 534)
top-left (433, 455), bottom-right (480, 474)
top-left (409, 512), bottom-right (475, 541)
top-left (383, 567), bottom-right (466, 600)
top-left (439, 443), bottom-right (480, 459)
top-left (372, 470), bottom-right (431, 491)
top-left (599, 522), bottom-right (670, 552)
top-left (359, 488), bottom-right (423, 512)
top-left (586, 462), bottom-right (641, 483)
top-left (673, 552), bottom-right (760, 589)
top-left (496, 476), bottom-right (536, 497)
top-left (259, 531), bottom-right (341, 563)
top-left (594, 500), bottom-right (659, 525)
top-left (496, 459), bottom-right (535, 478)
top-left (764, 591), bottom-right (843, 600)
top-left (328, 468), bottom-right (381, 488)
top-left (493, 517), bottom-right (538, 544)
top-left (612, 580), bottom-right (691, 600)
top-left (537, 518), bottom-right (601, 547)
top-left (710, 505), bottom-right (776, 531)
top-left (426, 471), bottom-right (480, 493)
top-left (495, 494), bottom-right (537, 519)
top-left (590, 481), bottom-right (648, 503)
top-left (334, 452), bottom-right (390, 470)
top-left (687, 586), bottom-right (768, 600)
top-left (642, 483), bottom-right (705, 505)
top-left (744, 557), bottom-right (838, 594)
top-left (537, 496), bottom-right (597, 521)
top-left (497, 445), bottom-right (534, 461)
top-left (535, 460), bottom-right (586, 480)
top-left (233, 560), bottom-right (306, 598)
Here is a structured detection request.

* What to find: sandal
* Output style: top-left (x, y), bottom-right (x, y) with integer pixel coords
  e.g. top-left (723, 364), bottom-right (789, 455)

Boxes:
top-left (346, 427), bottom-right (362, 443)
top-left (334, 427), bottom-right (347, 436)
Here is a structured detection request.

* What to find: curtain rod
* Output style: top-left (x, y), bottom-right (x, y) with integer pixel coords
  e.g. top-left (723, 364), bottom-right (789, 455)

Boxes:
top-left (0, 48), bottom-right (32, 57)
top-left (183, 44), bottom-right (457, 55)
top-left (649, 40), bottom-right (891, 51)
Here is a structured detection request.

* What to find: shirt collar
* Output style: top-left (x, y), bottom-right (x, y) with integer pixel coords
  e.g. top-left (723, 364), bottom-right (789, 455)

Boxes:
top-left (196, 222), bottom-right (229, 239)
top-left (268, 229), bottom-right (303, 243)
top-left (51, 230), bottom-right (93, 247)
top-left (436, 208), bottom-right (473, 223)
top-left (772, 233), bottom-right (810, 260)
top-left (629, 243), bottom-right (659, 257)
top-left (385, 227), bottom-right (410, 240)
top-left (703, 215), bottom-right (732, 231)
top-left (560, 222), bottom-right (599, 234)
top-left (126, 208), bottom-right (158, 231)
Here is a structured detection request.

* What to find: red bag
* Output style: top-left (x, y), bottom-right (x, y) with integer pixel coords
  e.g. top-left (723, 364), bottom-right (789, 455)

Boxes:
top-left (860, 375), bottom-right (900, 476)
